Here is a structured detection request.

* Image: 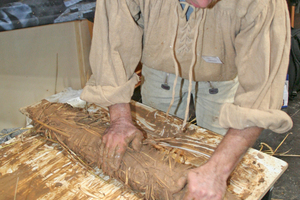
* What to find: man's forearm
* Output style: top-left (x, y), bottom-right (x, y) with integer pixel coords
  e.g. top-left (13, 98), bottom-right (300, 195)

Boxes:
top-left (205, 127), bottom-right (263, 182)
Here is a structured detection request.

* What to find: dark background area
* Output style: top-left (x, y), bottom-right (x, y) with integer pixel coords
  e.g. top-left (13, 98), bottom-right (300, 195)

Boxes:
top-left (253, 95), bottom-right (300, 200)
top-left (254, 9), bottom-right (300, 199)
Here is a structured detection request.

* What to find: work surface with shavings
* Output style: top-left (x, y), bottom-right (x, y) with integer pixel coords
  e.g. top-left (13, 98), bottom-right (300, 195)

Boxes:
top-left (0, 98), bottom-right (288, 200)
top-left (0, 131), bottom-right (142, 200)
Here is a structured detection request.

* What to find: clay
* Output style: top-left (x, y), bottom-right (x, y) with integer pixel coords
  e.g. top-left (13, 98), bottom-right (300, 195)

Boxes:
top-left (25, 100), bottom-right (191, 200)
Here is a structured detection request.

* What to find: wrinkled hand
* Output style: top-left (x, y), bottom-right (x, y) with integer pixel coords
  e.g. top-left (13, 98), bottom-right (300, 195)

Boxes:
top-left (100, 117), bottom-right (144, 173)
top-left (183, 163), bottom-right (227, 200)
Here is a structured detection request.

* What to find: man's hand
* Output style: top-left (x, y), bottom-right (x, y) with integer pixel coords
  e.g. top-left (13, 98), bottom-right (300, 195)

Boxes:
top-left (183, 163), bottom-right (227, 200)
top-left (100, 103), bottom-right (144, 173)
top-left (182, 127), bottom-right (263, 200)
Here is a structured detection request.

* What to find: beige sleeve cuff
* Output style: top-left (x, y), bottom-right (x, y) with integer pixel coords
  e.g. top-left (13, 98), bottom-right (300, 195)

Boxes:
top-left (80, 74), bottom-right (139, 107)
top-left (219, 103), bottom-right (293, 133)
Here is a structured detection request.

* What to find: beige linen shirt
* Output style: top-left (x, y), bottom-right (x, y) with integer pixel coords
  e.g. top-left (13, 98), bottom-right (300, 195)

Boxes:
top-left (81, 0), bottom-right (293, 133)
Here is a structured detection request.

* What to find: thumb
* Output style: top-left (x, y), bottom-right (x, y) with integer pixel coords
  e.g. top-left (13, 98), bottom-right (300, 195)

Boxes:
top-left (131, 131), bottom-right (143, 152)
top-left (177, 175), bottom-right (188, 189)
top-left (170, 175), bottom-right (188, 194)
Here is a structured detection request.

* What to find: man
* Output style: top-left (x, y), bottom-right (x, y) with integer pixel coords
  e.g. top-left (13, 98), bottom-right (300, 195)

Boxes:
top-left (81, 0), bottom-right (293, 199)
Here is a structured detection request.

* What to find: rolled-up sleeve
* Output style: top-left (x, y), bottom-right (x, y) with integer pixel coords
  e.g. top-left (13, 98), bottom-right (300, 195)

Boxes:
top-left (219, 0), bottom-right (293, 133)
top-left (80, 0), bottom-right (143, 106)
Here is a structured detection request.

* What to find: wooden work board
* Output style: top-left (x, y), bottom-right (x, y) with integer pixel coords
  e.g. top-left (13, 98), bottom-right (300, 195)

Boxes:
top-left (0, 90), bottom-right (288, 200)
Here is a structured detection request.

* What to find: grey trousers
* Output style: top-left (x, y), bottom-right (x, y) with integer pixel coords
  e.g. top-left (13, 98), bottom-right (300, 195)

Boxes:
top-left (141, 65), bottom-right (239, 136)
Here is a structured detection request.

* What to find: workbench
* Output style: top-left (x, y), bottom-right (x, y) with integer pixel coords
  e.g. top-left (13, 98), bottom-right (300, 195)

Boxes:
top-left (0, 89), bottom-right (288, 200)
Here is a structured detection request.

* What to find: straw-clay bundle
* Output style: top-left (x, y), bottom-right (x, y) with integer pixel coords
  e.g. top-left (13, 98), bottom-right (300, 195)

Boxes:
top-left (24, 100), bottom-right (201, 200)
top-left (24, 99), bottom-right (265, 200)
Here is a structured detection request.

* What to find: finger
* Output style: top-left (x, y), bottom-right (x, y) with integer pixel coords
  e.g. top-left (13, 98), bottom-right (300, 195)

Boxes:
top-left (106, 164), bottom-right (114, 177)
top-left (102, 160), bottom-right (108, 174)
top-left (173, 187), bottom-right (187, 200)
top-left (99, 141), bottom-right (105, 156)
top-left (113, 145), bottom-right (126, 170)
top-left (131, 131), bottom-right (144, 151)
top-left (102, 141), bottom-right (110, 171)
top-left (104, 143), bottom-right (109, 159)
top-left (96, 138), bottom-right (102, 147)
top-left (170, 176), bottom-right (188, 194)
top-left (107, 145), bottom-right (116, 170)
top-left (101, 155), bottom-right (113, 176)
top-left (100, 134), bottom-right (107, 157)
top-left (102, 162), bottom-right (113, 176)
top-left (99, 142), bottom-right (105, 165)
top-left (183, 190), bottom-right (194, 200)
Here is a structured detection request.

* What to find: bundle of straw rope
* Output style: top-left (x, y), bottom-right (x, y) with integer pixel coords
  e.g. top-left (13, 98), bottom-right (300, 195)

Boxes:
top-left (25, 100), bottom-right (194, 200)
